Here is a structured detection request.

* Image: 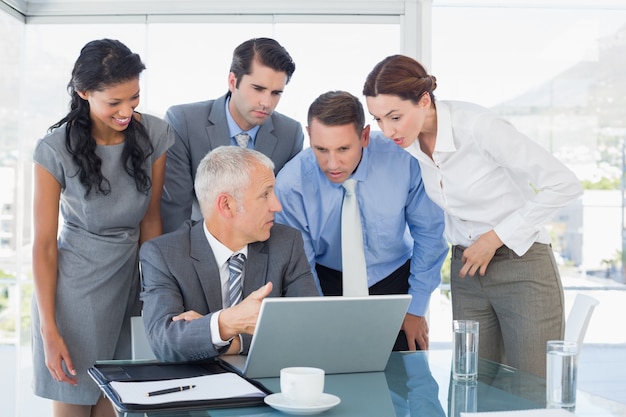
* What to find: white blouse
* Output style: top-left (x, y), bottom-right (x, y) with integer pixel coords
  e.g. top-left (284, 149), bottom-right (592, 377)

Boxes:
top-left (406, 100), bottom-right (583, 256)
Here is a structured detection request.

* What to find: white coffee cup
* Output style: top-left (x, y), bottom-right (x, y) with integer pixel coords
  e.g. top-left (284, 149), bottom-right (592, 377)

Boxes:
top-left (280, 367), bottom-right (325, 406)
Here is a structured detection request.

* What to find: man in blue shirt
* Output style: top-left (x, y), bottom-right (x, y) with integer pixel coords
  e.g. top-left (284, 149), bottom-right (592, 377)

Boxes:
top-left (275, 91), bottom-right (448, 350)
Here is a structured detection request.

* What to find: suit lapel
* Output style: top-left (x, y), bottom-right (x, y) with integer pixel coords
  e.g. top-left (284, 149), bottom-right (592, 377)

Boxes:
top-left (206, 94), bottom-right (232, 149)
top-left (243, 240), bottom-right (269, 296)
top-left (254, 117), bottom-right (279, 158)
top-left (189, 222), bottom-right (224, 311)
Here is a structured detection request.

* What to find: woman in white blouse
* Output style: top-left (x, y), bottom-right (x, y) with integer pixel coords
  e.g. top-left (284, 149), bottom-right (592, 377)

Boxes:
top-left (363, 54), bottom-right (583, 377)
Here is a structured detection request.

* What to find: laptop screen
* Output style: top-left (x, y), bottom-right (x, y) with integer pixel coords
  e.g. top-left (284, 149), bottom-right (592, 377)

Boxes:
top-left (221, 294), bottom-right (411, 378)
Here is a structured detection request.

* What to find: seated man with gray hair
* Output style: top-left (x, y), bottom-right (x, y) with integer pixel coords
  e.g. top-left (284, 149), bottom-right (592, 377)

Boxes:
top-left (140, 146), bottom-right (318, 362)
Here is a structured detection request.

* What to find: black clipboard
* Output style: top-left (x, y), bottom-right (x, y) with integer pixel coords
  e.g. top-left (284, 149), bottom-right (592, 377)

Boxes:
top-left (88, 359), bottom-right (272, 413)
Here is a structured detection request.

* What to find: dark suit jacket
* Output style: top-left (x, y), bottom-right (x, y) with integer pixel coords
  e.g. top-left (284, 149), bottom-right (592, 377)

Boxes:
top-left (139, 221), bottom-right (318, 362)
top-left (161, 93), bottom-right (304, 233)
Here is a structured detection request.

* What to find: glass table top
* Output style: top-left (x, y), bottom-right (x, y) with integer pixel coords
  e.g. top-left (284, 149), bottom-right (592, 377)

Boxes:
top-left (112, 348), bottom-right (626, 417)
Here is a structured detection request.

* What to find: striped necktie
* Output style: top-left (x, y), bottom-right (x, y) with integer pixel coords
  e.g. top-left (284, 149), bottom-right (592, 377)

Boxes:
top-left (234, 132), bottom-right (251, 148)
top-left (227, 253), bottom-right (246, 307)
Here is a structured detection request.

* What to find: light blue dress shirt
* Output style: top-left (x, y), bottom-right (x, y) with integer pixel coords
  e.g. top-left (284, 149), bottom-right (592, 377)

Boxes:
top-left (275, 132), bottom-right (448, 316)
top-left (225, 97), bottom-right (260, 148)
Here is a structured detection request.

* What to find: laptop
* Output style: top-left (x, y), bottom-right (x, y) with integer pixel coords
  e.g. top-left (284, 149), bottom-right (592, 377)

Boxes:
top-left (220, 294), bottom-right (411, 378)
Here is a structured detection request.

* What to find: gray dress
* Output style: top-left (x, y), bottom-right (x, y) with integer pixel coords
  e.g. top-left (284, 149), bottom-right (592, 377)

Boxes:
top-left (31, 113), bottom-right (174, 404)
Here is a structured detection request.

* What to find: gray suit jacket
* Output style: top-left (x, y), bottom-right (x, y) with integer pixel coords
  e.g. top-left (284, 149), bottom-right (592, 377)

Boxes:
top-left (161, 93), bottom-right (304, 233)
top-left (139, 221), bottom-right (318, 362)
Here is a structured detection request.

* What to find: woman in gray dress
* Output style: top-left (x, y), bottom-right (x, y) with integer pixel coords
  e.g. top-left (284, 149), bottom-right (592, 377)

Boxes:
top-left (31, 39), bottom-right (173, 417)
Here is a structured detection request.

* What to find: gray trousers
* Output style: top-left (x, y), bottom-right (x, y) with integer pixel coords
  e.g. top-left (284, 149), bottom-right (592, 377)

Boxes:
top-left (450, 243), bottom-right (565, 377)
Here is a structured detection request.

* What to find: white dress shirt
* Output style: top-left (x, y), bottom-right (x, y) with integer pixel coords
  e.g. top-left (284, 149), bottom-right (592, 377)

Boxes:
top-left (406, 100), bottom-right (583, 256)
top-left (203, 222), bottom-right (248, 347)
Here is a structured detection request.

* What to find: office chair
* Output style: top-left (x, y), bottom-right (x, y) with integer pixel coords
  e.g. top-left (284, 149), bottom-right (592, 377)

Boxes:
top-left (564, 293), bottom-right (599, 347)
top-left (130, 315), bottom-right (157, 360)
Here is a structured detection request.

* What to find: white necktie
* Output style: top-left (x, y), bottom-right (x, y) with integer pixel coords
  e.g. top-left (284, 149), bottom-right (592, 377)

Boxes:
top-left (341, 179), bottom-right (369, 296)
top-left (227, 253), bottom-right (246, 307)
top-left (234, 132), bottom-right (251, 148)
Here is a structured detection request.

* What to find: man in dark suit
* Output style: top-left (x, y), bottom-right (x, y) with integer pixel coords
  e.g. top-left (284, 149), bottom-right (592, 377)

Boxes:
top-left (161, 37), bottom-right (304, 233)
top-left (140, 146), bottom-right (318, 362)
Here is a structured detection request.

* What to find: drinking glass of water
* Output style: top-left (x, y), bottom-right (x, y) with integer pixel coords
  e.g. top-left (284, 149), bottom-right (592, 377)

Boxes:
top-left (452, 320), bottom-right (479, 381)
top-left (546, 340), bottom-right (578, 410)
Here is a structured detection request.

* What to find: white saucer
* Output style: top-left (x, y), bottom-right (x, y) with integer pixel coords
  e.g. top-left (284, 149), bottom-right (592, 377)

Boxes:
top-left (264, 392), bottom-right (340, 415)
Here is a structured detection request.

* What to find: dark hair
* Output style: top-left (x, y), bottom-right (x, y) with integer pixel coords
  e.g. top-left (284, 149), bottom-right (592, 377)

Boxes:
top-left (307, 91), bottom-right (365, 137)
top-left (50, 38), bottom-right (153, 197)
top-left (363, 54), bottom-right (437, 103)
top-left (229, 38), bottom-right (296, 88)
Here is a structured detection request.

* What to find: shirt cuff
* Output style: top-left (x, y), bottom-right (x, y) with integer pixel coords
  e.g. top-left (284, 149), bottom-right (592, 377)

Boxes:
top-left (210, 310), bottom-right (243, 353)
top-left (407, 293), bottom-right (427, 317)
top-left (493, 212), bottom-right (537, 256)
top-left (210, 310), bottom-right (231, 346)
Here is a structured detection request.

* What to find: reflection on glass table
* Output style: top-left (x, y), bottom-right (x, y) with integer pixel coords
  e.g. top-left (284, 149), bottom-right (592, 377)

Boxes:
top-left (111, 348), bottom-right (626, 417)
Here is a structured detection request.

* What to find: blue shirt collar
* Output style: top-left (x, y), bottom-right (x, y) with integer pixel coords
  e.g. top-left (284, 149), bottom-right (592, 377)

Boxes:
top-left (335, 143), bottom-right (369, 188)
top-left (225, 97), bottom-right (260, 143)
top-left (351, 145), bottom-right (370, 182)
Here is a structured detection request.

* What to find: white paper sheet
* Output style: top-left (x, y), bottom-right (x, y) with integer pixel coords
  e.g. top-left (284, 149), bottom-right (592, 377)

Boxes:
top-left (461, 409), bottom-right (574, 417)
top-left (110, 373), bottom-right (266, 405)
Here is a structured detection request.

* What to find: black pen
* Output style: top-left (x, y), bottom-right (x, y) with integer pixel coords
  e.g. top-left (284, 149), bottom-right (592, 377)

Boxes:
top-left (146, 384), bottom-right (196, 397)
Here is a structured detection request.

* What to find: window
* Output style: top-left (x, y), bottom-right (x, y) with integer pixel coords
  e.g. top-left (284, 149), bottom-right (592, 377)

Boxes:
top-left (429, 3), bottom-right (626, 345)
top-left (432, 4), bottom-right (626, 274)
